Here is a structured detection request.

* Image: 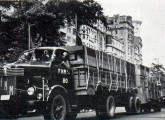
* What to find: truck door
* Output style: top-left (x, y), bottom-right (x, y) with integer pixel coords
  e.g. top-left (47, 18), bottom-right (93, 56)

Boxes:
top-left (51, 49), bottom-right (72, 88)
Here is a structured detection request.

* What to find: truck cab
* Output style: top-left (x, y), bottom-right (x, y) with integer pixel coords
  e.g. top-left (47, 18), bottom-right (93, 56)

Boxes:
top-left (0, 47), bottom-right (74, 119)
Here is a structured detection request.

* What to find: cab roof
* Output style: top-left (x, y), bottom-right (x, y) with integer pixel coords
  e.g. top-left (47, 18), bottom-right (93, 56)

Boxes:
top-left (35, 47), bottom-right (67, 51)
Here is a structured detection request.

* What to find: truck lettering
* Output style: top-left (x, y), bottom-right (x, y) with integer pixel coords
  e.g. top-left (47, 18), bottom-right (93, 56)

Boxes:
top-left (4, 81), bottom-right (7, 90)
top-left (58, 69), bottom-right (67, 74)
top-left (63, 78), bottom-right (68, 83)
top-left (9, 86), bottom-right (14, 95)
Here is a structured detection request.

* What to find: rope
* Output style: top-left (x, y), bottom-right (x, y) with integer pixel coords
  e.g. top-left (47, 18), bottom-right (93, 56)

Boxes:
top-left (95, 50), bottom-right (100, 90)
top-left (125, 61), bottom-right (128, 92)
top-left (85, 46), bottom-right (90, 89)
top-left (107, 54), bottom-right (111, 91)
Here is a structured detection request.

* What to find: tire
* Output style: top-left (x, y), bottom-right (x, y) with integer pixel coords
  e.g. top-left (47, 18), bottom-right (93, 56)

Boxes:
top-left (153, 106), bottom-right (161, 112)
top-left (125, 96), bottom-right (133, 114)
top-left (106, 96), bottom-right (116, 118)
top-left (132, 96), bottom-right (141, 114)
top-left (96, 95), bottom-right (115, 118)
top-left (95, 110), bottom-right (106, 118)
top-left (144, 104), bottom-right (151, 113)
top-left (44, 92), bottom-right (67, 120)
top-left (0, 104), bottom-right (18, 119)
top-left (66, 112), bottom-right (78, 120)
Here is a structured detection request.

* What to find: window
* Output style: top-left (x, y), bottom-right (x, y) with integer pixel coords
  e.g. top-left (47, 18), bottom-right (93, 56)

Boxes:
top-left (54, 50), bottom-right (70, 67)
top-left (120, 30), bottom-right (123, 34)
top-left (110, 20), bottom-right (113, 24)
top-left (115, 30), bottom-right (118, 34)
top-left (73, 39), bottom-right (76, 43)
top-left (73, 29), bottom-right (76, 35)
top-left (67, 27), bottom-right (71, 33)
top-left (83, 34), bottom-right (85, 39)
top-left (67, 37), bottom-right (71, 42)
top-left (31, 49), bottom-right (53, 63)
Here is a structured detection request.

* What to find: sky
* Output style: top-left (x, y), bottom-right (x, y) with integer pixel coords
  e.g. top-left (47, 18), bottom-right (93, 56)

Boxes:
top-left (97, 0), bottom-right (165, 67)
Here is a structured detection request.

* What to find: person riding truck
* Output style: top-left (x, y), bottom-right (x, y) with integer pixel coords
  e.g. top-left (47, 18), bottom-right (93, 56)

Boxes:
top-left (61, 52), bottom-right (70, 68)
top-left (54, 50), bottom-right (70, 68)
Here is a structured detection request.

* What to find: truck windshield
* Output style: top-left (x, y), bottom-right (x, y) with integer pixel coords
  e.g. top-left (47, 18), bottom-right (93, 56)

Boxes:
top-left (31, 49), bottom-right (53, 64)
top-left (16, 50), bottom-right (33, 64)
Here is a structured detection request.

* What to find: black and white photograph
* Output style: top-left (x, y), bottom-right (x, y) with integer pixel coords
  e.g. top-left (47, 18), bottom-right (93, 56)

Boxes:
top-left (0, 0), bottom-right (165, 120)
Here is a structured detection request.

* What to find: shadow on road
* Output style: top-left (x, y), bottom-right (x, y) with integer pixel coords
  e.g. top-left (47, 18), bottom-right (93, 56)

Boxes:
top-left (76, 111), bottom-right (158, 120)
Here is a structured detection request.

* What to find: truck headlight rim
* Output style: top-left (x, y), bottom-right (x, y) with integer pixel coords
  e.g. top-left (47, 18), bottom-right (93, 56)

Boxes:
top-left (27, 86), bottom-right (36, 95)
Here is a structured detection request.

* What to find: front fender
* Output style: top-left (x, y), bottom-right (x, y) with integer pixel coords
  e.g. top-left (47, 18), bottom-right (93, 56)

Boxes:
top-left (46, 85), bottom-right (68, 101)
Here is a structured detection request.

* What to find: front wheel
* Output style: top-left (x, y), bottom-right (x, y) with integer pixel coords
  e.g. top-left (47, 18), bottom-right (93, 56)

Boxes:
top-left (44, 93), bottom-right (67, 120)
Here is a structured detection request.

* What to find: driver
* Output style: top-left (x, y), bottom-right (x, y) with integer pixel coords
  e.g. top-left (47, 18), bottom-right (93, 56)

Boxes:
top-left (42, 50), bottom-right (50, 61)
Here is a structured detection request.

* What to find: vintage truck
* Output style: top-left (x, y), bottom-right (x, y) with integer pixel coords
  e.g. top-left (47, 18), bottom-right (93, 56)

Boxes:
top-left (0, 45), bottom-right (163, 119)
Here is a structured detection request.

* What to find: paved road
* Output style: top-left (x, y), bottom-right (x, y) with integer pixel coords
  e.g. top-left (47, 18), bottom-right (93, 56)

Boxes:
top-left (19, 107), bottom-right (165, 120)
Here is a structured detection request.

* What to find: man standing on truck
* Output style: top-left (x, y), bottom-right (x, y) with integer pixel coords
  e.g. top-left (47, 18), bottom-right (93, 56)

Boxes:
top-left (61, 51), bottom-right (70, 68)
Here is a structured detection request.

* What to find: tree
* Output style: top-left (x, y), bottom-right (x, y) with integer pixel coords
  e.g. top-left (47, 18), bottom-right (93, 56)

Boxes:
top-left (0, 0), bottom-right (105, 63)
top-left (55, 0), bottom-right (106, 29)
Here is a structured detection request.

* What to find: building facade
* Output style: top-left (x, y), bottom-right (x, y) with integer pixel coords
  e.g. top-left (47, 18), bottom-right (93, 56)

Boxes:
top-left (59, 21), bottom-right (77, 46)
top-left (79, 19), bottom-right (106, 51)
top-left (93, 19), bottom-right (107, 51)
top-left (106, 15), bottom-right (134, 63)
top-left (59, 19), bottom-right (106, 51)
top-left (59, 15), bottom-right (143, 65)
top-left (133, 21), bottom-right (143, 64)
top-left (134, 36), bottom-right (142, 64)
top-left (106, 35), bottom-right (125, 59)
top-left (106, 14), bottom-right (143, 64)
top-left (79, 25), bottom-right (98, 50)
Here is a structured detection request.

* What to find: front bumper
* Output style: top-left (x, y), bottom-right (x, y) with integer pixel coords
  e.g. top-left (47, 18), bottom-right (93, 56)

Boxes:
top-left (0, 95), bottom-right (47, 114)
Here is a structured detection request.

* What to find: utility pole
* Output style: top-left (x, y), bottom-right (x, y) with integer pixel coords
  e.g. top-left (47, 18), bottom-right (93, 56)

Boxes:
top-left (75, 13), bottom-right (77, 32)
top-left (28, 23), bottom-right (35, 50)
top-left (28, 23), bottom-right (31, 50)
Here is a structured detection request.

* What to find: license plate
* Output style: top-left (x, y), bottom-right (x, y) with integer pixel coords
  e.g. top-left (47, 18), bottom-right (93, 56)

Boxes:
top-left (1, 95), bottom-right (10, 100)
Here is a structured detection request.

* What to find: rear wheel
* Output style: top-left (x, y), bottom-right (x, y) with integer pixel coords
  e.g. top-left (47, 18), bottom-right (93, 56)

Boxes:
top-left (153, 106), bottom-right (161, 112)
top-left (132, 96), bottom-right (141, 114)
top-left (96, 95), bottom-right (116, 118)
top-left (144, 104), bottom-right (151, 113)
top-left (125, 96), bottom-right (133, 114)
top-left (96, 110), bottom-right (106, 118)
top-left (106, 96), bottom-right (116, 118)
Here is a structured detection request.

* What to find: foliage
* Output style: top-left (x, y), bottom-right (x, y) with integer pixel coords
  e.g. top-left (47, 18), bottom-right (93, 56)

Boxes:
top-left (0, 0), bottom-right (105, 63)
top-left (150, 63), bottom-right (165, 82)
